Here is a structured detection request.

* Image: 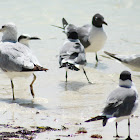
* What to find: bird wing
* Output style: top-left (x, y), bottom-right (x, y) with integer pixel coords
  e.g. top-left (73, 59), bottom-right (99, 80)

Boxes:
top-left (104, 51), bottom-right (140, 68)
top-left (103, 87), bottom-right (137, 118)
top-left (77, 24), bottom-right (91, 48)
top-left (0, 42), bottom-right (40, 72)
top-left (59, 40), bottom-right (86, 66)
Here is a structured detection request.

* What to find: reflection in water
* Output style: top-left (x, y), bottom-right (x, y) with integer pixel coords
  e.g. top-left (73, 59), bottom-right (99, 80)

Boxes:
top-left (86, 61), bottom-right (108, 70)
top-left (59, 81), bottom-right (87, 92)
top-left (0, 98), bottom-right (47, 110)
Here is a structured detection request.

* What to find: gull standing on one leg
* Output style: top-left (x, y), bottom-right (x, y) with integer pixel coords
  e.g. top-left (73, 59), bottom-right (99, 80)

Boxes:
top-left (59, 29), bottom-right (91, 83)
top-left (85, 71), bottom-right (138, 140)
top-left (0, 23), bottom-right (48, 100)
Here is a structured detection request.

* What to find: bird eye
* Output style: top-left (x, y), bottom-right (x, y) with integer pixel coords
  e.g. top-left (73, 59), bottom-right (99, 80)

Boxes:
top-left (95, 17), bottom-right (98, 21)
top-left (2, 26), bottom-right (5, 28)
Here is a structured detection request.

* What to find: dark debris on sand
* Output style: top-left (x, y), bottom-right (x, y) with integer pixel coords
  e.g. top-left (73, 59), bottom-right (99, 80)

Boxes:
top-left (0, 124), bottom-right (68, 140)
top-left (91, 134), bottom-right (103, 139)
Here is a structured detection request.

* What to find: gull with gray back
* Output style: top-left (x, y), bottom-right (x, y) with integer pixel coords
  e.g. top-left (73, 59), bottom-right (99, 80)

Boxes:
top-left (0, 23), bottom-right (48, 100)
top-left (59, 29), bottom-right (91, 83)
top-left (104, 51), bottom-right (140, 71)
top-left (85, 71), bottom-right (138, 140)
top-left (53, 13), bottom-right (107, 63)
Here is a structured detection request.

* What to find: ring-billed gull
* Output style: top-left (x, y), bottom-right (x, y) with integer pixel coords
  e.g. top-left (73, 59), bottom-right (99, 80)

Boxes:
top-left (0, 23), bottom-right (48, 100)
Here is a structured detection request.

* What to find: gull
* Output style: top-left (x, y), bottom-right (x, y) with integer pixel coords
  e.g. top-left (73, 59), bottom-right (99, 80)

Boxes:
top-left (59, 29), bottom-right (91, 83)
top-left (18, 34), bottom-right (41, 47)
top-left (104, 51), bottom-right (140, 71)
top-left (0, 23), bottom-right (48, 100)
top-left (85, 71), bottom-right (138, 140)
top-left (53, 13), bottom-right (107, 63)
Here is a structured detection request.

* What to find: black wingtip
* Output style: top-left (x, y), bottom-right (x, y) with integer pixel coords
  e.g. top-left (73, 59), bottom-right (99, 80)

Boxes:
top-left (60, 63), bottom-right (80, 71)
top-left (85, 116), bottom-right (106, 123)
top-left (104, 51), bottom-right (122, 62)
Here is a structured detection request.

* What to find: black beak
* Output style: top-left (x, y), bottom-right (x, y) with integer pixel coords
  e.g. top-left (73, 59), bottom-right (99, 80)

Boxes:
top-left (30, 37), bottom-right (41, 40)
top-left (102, 21), bottom-right (108, 26)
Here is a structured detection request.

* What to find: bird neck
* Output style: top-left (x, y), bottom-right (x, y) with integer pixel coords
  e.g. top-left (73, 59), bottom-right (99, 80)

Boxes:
top-left (19, 40), bottom-right (29, 47)
top-left (68, 38), bottom-right (79, 42)
top-left (119, 79), bottom-right (132, 88)
top-left (2, 30), bottom-right (17, 42)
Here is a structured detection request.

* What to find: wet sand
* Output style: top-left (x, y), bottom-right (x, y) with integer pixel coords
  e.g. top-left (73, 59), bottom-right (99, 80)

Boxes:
top-left (0, 0), bottom-right (140, 139)
top-left (0, 52), bottom-right (140, 140)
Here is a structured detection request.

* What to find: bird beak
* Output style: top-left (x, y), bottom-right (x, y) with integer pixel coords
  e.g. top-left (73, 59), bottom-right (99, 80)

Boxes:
top-left (0, 28), bottom-right (3, 32)
top-left (102, 21), bottom-right (108, 26)
top-left (29, 37), bottom-right (41, 40)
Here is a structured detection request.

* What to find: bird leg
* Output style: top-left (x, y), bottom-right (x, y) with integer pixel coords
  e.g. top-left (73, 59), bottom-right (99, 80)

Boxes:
top-left (65, 70), bottom-right (68, 82)
top-left (95, 52), bottom-right (99, 62)
top-left (125, 119), bottom-right (132, 140)
top-left (113, 122), bottom-right (124, 139)
top-left (30, 74), bottom-right (36, 98)
top-left (115, 122), bottom-right (120, 138)
top-left (10, 79), bottom-right (15, 100)
top-left (83, 68), bottom-right (92, 84)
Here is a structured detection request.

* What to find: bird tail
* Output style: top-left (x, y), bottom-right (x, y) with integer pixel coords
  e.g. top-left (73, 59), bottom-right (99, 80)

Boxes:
top-left (104, 51), bottom-right (122, 62)
top-left (62, 18), bottom-right (68, 29)
top-left (60, 62), bottom-right (80, 71)
top-left (85, 116), bottom-right (108, 127)
top-left (33, 64), bottom-right (48, 71)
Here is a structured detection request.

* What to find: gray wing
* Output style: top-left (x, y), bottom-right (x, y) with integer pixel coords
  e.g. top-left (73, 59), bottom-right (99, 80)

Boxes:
top-left (102, 87), bottom-right (137, 118)
top-left (0, 42), bottom-right (40, 72)
top-left (59, 40), bottom-right (86, 66)
top-left (77, 24), bottom-right (91, 48)
top-left (64, 24), bottom-right (91, 48)
top-left (119, 54), bottom-right (140, 67)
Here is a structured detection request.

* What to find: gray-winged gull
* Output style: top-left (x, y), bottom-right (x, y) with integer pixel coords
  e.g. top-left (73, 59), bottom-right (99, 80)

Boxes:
top-left (53, 13), bottom-right (107, 63)
top-left (0, 23), bottom-right (48, 100)
top-left (59, 29), bottom-right (91, 83)
top-left (104, 51), bottom-right (140, 72)
top-left (85, 71), bottom-right (138, 140)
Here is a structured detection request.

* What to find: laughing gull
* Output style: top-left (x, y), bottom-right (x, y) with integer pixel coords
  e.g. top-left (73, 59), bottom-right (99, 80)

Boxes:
top-left (59, 29), bottom-right (91, 83)
top-left (0, 23), bottom-right (48, 100)
top-left (85, 71), bottom-right (138, 139)
top-left (104, 51), bottom-right (140, 71)
top-left (53, 13), bottom-right (107, 62)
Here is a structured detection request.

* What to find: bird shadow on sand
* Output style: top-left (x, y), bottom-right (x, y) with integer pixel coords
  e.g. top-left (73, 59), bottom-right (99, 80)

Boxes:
top-left (59, 81), bottom-right (91, 91)
top-left (0, 97), bottom-right (47, 110)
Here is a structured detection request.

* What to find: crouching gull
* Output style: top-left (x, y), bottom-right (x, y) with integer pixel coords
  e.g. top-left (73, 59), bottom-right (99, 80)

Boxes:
top-left (104, 51), bottom-right (140, 72)
top-left (59, 29), bottom-right (92, 83)
top-left (85, 71), bottom-right (138, 140)
top-left (0, 23), bottom-right (48, 100)
top-left (53, 13), bottom-right (107, 63)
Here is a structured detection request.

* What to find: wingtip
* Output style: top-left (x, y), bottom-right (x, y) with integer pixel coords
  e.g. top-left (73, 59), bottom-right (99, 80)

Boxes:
top-left (104, 51), bottom-right (116, 57)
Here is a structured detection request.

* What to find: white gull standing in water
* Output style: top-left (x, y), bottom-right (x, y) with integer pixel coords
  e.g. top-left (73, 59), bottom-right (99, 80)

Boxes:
top-left (0, 23), bottom-right (48, 100)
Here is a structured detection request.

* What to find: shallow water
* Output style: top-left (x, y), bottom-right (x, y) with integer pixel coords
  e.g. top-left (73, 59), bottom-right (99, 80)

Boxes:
top-left (0, 0), bottom-right (140, 139)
